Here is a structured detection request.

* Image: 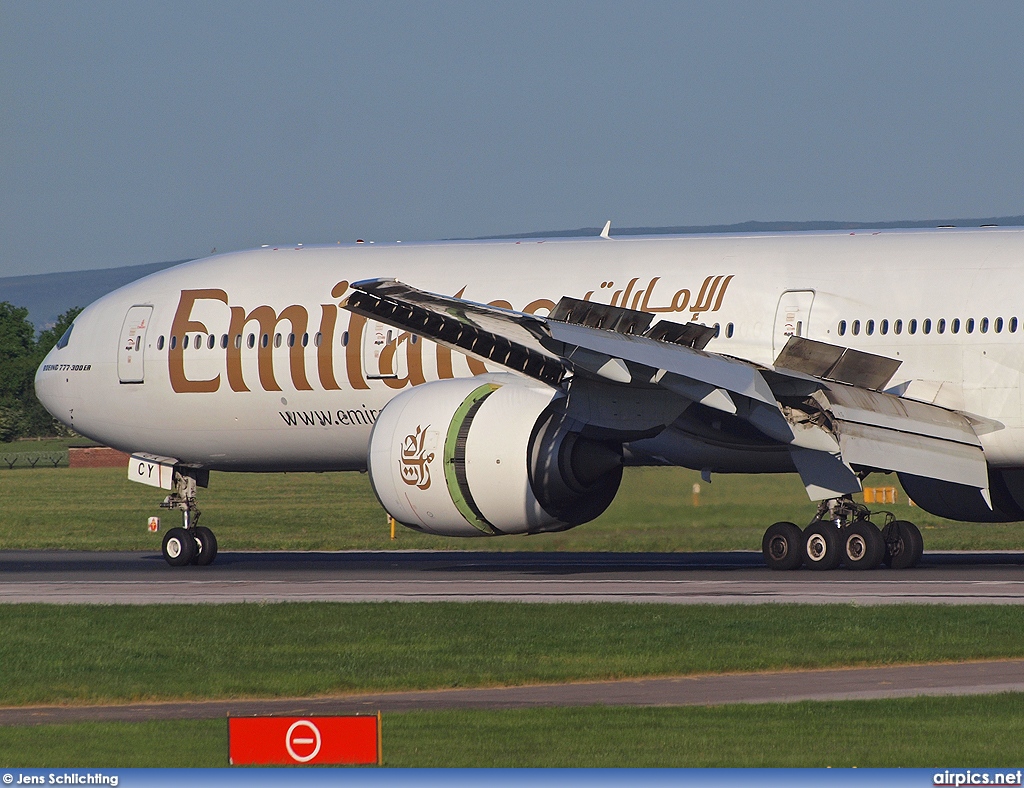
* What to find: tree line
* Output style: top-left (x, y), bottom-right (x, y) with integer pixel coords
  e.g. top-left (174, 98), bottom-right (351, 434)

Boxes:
top-left (0, 303), bottom-right (81, 441)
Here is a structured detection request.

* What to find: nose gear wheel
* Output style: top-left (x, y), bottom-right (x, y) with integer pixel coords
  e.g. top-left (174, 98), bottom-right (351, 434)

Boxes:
top-left (158, 469), bottom-right (220, 567)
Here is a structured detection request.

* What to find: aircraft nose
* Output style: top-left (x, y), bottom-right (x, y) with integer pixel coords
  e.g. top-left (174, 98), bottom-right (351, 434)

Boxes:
top-left (34, 346), bottom-right (76, 429)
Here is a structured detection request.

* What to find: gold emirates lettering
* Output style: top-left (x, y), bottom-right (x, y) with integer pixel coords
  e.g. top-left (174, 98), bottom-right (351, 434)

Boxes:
top-left (167, 275), bottom-right (734, 394)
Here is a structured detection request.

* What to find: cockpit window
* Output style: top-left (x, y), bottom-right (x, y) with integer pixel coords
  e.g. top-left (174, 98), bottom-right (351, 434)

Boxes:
top-left (55, 323), bottom-right (74, 350)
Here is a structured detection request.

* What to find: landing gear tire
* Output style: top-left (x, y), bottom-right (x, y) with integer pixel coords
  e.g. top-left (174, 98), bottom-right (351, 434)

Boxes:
top-left (162, 527), bottom-right (197, 567)
top-left (191, 526), bottom-right (218, 566)
top-left (842, 520), bottom-right (885, 570)
top-left (762, 522), bottom-right (804, 570)
top-left (882, 520), bottom-right (924, 569)
top-left (803, 521), bottom-right (842, 571)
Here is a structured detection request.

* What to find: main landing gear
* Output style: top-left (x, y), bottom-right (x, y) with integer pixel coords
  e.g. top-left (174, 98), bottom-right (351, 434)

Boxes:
top-left (761, 496), bottom-right (923, 571)
top-left (159, 469), bottom-right (218, 567)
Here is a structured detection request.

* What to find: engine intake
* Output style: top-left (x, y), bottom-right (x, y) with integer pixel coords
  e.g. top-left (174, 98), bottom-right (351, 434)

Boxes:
top-left (368, 377), bottom-right (623, 536)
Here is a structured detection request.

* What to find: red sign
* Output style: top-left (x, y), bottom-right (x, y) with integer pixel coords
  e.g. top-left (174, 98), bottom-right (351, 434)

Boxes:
top-left (229, 715), bottom-right (381, 766)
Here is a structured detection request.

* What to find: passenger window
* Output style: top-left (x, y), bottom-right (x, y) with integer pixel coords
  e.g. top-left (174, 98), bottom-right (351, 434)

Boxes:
top-left (996, 317), bottom-right (1004, 333)
top-left (952, 318), bottom-right (960, 334)
top-left (1011, 317), bottom-right (1019, 333)
top-left (247, 333), bottom-right (255, 349)
top-left (981, 317), bottom-right (990, 333)
top-left (909, 319), bottom-right (918, 335)
top-left (852, 320), bottom-right (861, 336)
top-left (261, 333), bottom-right (269, 348)
top-left (866, 319), bottom-right (874, 336)
top-left (207, 334), bottom-right (215, 350)
top-left (234, 335), bottom-right (242, 349)
top-left (157, 336), bottom-right (165, 350)
top-left (287, 333), bottom-right (295, 347)
top-left (342, 331), bottom-right (350, 347)
top-left (713, 323), bottom-right (721, 338)
top-left (967, 318), bottom-right (975, 334)
top-left (838, 320), bottom-right (847, 336)
top-left (314, 332), bottom-right (323, 347)
top-left (170, 336), bottom-right (177, 350)
top-left (894, 319), bottom-right (903, 335)
top-left (880, 319), bottom-right (889, 335)
top-left (302, 333), bottom-right (309, 347)
top-left (183, 335), bottom-right (190, 350)
top-left (937, 318), bottom-right (946, 334)
top-left (221, 334), bottom-right (228, 349)
top-left (726, 323), bottom-right (734, 338)
top-left (923, 318), bottom-right (931, 335)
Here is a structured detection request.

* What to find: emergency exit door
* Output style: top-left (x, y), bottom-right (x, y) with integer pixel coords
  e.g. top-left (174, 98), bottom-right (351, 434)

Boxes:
top-left (773, 290), bottom-right (815, 357)
top-left (361, 320), bottom-right (408, 380)
top-left (118, 306), bottom-right (152, 383)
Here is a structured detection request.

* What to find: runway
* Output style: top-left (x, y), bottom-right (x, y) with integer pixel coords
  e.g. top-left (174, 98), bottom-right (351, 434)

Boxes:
top-left (2, 549), bottom-right (1024, 604)
top-left (1, 660), bottom-right (1022, 726)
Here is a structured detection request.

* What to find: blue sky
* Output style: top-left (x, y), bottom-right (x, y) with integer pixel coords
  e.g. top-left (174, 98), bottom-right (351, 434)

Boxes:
top-left (3, 1), bottom-right (1024, 276)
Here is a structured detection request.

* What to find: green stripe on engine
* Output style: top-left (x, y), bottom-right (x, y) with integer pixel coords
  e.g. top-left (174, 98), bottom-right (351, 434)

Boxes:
top-left (444, 383), bottom-right (500, 534)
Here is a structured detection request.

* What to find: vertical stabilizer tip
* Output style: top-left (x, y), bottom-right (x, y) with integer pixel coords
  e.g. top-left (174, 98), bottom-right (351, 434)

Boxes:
top-left (600, 220), bottom-right (612, 240)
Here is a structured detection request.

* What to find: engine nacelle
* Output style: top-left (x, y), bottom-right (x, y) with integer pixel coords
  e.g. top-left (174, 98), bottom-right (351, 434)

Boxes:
top-left (368, 376), bottom-right (623, 536)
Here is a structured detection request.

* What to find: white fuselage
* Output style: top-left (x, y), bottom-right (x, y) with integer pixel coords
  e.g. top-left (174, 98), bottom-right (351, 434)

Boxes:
top-left (35, 228), bottom-right (1024, 471)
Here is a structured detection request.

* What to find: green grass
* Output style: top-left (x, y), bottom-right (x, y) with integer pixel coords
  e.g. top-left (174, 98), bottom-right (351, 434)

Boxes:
top-left (2, 603), bottom-right (1024, 706)
top-left (4, 695), bottom-right (1024, 767)
top-left (0, 719), bottom-right (223, 767)
top-left (2, 465), bottom-right (1023, 551)
top-left (0, 438), bottom-right (98, 453)
top-left (385, 697), bottom-right (1024, 767)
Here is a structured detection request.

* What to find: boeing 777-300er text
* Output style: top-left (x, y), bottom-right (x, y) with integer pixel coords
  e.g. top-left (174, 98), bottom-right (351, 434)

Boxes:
top-left (34, 227), bottom-right (1024, 569)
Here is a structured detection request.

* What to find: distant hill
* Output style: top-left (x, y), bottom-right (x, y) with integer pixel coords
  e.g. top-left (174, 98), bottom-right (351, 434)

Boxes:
top-left (0, 260), bottom-right (190, 329)
top-left (6, 215), bottom-right (1024, 330)
top-left (467, 215), bottom-right (1024, 239)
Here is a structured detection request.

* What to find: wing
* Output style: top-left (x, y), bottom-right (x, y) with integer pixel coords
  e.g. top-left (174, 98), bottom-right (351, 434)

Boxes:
top-left (342, 278), bottom-right (991, 503)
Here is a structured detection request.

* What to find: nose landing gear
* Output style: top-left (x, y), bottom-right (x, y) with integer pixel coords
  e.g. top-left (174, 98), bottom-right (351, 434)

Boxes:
top-left (159, 469), bottom-right (218, 567)
top-left (761, 495), bottom-right (922, 571)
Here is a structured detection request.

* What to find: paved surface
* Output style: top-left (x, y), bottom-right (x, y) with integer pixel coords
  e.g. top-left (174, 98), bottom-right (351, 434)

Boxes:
top-left (1, 550), bottom-right (1024, 604)
top-left (2, 660), bottom-right (1022, 726)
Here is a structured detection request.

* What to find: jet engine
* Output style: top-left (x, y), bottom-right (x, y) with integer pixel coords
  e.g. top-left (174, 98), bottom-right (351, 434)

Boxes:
top-left (367, 376), bottom-right (623, 536)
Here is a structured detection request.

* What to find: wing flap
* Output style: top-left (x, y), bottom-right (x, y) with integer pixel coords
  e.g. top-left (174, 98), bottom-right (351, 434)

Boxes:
top-left (836, 422), bottom-right (989, 489)
top-left (812, 386), bottom-right (982, 447)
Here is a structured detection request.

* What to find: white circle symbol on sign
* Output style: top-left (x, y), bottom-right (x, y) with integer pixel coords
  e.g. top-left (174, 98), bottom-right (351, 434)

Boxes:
top-left (285, 719), bottom-right (322, 763)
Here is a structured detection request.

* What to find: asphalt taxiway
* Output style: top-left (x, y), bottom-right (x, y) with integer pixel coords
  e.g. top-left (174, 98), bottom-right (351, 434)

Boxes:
top-left (1, 549), bottom-right (1024, 604)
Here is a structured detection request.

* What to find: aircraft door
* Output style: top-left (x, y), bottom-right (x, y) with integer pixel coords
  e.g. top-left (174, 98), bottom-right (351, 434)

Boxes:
top-left (118, 306), bottom-right (153, 383)
top-left (361, 320), bottom-right (408, 380)
top-left (773, 290), bottom-right (815, 357)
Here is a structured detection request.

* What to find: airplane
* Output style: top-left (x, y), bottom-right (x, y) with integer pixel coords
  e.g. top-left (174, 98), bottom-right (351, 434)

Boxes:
top-left (33, 226), bottom-right (1024, 570)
